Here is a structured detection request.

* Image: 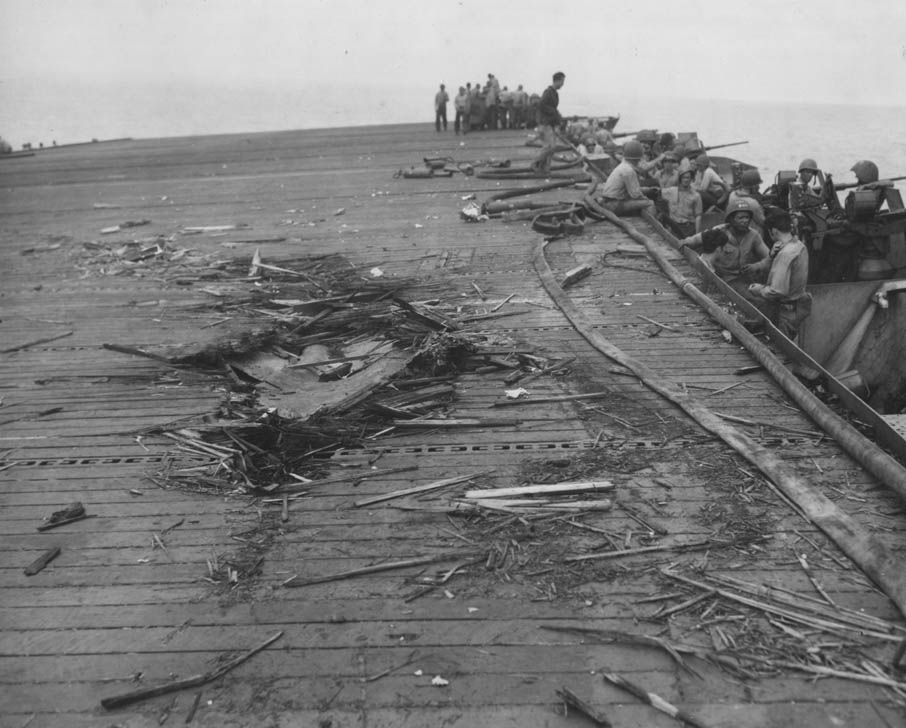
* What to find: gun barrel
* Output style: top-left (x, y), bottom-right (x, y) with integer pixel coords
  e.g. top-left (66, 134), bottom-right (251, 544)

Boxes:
top-left (835, 174), bottom-right (906, 191)
top-left (701, 140), bottom-right (749, 153)
top-left (611, 130), bottom-right (642, 139)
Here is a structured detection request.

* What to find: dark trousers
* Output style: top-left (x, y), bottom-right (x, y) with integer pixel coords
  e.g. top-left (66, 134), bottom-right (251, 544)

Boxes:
top-left (435, 106), bottom-right (447, 131)
top-left (454, 110), bottom-right (467, 134)
top-left (667, 219), bottom-right (696, 239)
top-left (766, 295), bottom-right (813, 340)
top-left (486, 105), bottom-right (498, 130)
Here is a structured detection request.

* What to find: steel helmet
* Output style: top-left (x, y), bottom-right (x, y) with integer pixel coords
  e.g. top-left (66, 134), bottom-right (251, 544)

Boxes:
top-left (798, 158), bottom-right (819, 173)
top-left (622, 140), bottom-right (644, 161)
top-left (636, 129), bottom-right (658, 143)
top-left (694, 154), bottom-right (711, 168)
top-left (850, 160), bottom-right (879, 184)
top-left (724, 197), bottom-right (755, 223)
top-left (740, 169), bottom-right (762, 186)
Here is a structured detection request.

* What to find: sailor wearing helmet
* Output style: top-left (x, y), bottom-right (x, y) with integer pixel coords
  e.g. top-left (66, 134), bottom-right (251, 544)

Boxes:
top-left (796, 158), bottom-right (825, 196)
top-left (592, 140), bottom-right (657, 216)
top-left (850, 159), bottom-right (879, 188)
top-left (728, 168), bottom-right (766, 230)
top-left (680, 197), bottom-right (771, 299)
top-left (635, 129), bottom-right (666, 180)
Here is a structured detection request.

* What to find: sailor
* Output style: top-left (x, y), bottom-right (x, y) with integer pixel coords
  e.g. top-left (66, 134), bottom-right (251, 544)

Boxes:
top-left (692, 154), bottom-right (730, 211)
top-left (655, 152), bottom-right (680, 189)
top-left (488, 73), bottom-right (501, 97)
top-left (635, 129), bottom-right (665, 179)
top-left (470, 82), bottom-right (486, 130)
top-left (537, 72), bottom-right (566, 170)
top-left (849, 159), bottom-right (891, 215)
top-left (728, 169), bottom-right (766, 230)
top-left (788, 158), bottom-right (826, 212)
top-left (434, 84), bottom-right (449, 132)
top-left (747, 210), bottom-right (812, 340)
top-left (697, 227), bottom-right (731, 270)
top-left (454, 86), bottom-right (470, 135)
top-left (593, 140), bottom-right (656, 216)
top-left (851, 159), bottom-right (879, 188)
top-left (734, 169), bottom-right (764, 201)
top-left (635, 129), bottom-right (660, 156)
top-left (578, 135), bottom-right (603, 156)
top-left (500, 86), bottom-right (515, 129)
top-left (660, 167), bottom-right (702, 238)
top-left (512, 84), bottom-right (528, 129)
top-left (484, 78), bottom-right (498, 130)
top-left (594, 124), bottom-right (616, 152)
top-left (797, 158), bottom-right (825, 195)
top-left (680, 197), bottom-right (771, 300)
top-left (560, 120), bottom-right (577, 145)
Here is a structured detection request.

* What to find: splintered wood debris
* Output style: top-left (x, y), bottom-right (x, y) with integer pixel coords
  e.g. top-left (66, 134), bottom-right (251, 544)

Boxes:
top-left (86, 244), bottom-right (906, 703)
top-left (100, 631), bottom-right (283, 710)
top-left (546, 572), bottom-right (906, 700)
top-left (114, 249), bottom-right (572, 497)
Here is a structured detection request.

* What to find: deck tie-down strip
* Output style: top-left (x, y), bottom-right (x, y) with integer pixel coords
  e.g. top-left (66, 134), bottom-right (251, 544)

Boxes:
top-left (332, 438), bottom-right (693, 458)
top-left (0, 438), bottom-right (701, 469)
top-left (0, 454), bottom-right (168, 468)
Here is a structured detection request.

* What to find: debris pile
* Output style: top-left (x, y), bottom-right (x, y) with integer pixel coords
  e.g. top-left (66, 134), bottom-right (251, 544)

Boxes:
top-left (121, 249), bottom-right (572, 496)
top-left (556, 567), bottom-right (906, 700)
top-left (394, 155), bottom-right (476, 178)
top-left (75, 235), bottom-right (197, 277)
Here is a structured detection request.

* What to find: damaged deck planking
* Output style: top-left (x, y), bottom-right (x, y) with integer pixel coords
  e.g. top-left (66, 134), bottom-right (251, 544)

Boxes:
top-left (2, 124), bottom-right (905, 727)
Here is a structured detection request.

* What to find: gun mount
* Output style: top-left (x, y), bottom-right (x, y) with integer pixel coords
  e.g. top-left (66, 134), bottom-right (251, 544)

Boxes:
top-left (789, 175), bottom-right (906, 284)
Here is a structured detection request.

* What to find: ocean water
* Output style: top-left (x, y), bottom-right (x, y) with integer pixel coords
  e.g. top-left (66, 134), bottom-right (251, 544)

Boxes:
top-left (570, 92), bottom-right (906, 185)
top-left (2, 78), bottom-right (904, 184)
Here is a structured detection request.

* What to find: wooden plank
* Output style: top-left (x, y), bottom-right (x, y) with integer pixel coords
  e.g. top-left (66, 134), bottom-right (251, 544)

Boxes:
top-left (463, 480), bottom-right (614, 499)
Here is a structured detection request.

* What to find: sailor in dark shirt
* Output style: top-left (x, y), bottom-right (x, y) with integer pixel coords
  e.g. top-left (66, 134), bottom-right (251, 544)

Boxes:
top-left (536, 71), bottom-right (565, 171)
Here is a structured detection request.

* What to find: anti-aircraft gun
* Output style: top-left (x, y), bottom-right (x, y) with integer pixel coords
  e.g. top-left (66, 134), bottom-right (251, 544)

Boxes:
top-left (768, 170), bottom-right (906, 283)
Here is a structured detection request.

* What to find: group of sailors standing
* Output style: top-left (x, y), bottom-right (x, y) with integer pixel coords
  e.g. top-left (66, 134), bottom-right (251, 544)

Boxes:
top-left (434, 74), bottom-right (555, 135)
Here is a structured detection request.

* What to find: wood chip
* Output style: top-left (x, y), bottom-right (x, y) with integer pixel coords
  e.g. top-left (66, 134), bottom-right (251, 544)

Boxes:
top-left (24, 546), bottom-right (62, 576)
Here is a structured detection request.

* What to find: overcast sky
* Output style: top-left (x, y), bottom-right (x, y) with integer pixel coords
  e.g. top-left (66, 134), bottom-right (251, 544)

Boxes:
top-left (1, 0), bottom-right (905, 144)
